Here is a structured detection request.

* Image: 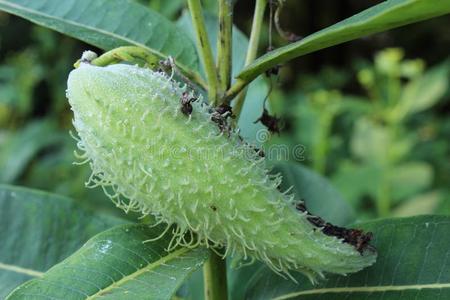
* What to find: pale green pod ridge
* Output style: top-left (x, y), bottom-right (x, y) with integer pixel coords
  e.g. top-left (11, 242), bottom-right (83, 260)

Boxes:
top-left (67, 63), bottom-right (376, 281)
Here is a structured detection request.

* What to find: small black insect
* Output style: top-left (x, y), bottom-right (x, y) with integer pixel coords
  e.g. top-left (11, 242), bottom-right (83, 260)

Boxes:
top-left (158, 56), bottom-right (175, 74)
top-left (255, 148), bottom-right (265, 158)
top-left (215, 103), bottom-right (233, 118)
top-left (210, 104), bottom-right (234, 134)
top-left (180, 92), bottom-right (197, 116)
top-left (254, 108), bottom-right (283, 134)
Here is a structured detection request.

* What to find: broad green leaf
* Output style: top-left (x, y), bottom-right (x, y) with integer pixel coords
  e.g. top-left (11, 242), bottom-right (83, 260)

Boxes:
top-left (236, 0), bottom-right (450, 82)
top-left (148, 0), bottom-right (184, 20)
top-left (0, 120), bottom-right (63, 183)
top-left (0, 185), bottom-right (127, 298)
top-left (272, 162), bottom-right (355, 226)
top-left (234, 215), bottom-right (450, 300)
top-left (228, 261), bottom-right (266, 300)
top-left (22, 136), bottom-right (124, 215)
top-left (8, 224), bottom-right (209, 299)
top-left (177, 11), bottom-right (268, 145)
top-left (177, 267), bottom-right (205, 300)
top-left (0, 0), bottom-right (199, 71)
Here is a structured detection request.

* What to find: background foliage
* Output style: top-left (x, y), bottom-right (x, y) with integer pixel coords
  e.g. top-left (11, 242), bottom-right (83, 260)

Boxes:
top-left (0, 0), bottom-right (449, 299)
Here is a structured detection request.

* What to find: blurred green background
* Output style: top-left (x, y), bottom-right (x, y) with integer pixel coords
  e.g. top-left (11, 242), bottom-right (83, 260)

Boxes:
top-left (0, 0), bottom-right (449, 221)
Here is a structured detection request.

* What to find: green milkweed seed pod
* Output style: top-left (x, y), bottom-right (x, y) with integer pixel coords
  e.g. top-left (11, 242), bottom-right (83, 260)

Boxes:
top-left (67, 63), bottom-right (376, 282)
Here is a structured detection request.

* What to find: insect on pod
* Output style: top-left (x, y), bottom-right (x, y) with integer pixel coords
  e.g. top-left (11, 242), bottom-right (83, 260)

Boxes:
top-left (67, 63), bottom-right (376, 282)
top-left (180, 91), bottom-right (197, 116)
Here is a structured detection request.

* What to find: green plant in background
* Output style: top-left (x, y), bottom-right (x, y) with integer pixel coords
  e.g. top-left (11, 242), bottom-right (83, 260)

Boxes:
top-left (289, 89), bottom-right (344, 175)
top-left (338, 49), bottom-right (449, 217)
top-left (0, 0), bottom-right (449, 300)
top-left (0, 50), bottom-right (43, 124)
top-left (283, 48), bottom-right (449, 219)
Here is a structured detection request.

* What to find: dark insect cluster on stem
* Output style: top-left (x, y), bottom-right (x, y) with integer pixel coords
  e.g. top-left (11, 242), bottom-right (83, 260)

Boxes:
top-left (295, 202), bottom-right (375, 254)
top-left (210, 103), bottom-right (234, 135)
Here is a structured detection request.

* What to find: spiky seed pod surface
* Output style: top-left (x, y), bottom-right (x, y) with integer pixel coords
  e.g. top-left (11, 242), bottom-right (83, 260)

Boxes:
top-left (67, 63), bottom-right (376, 281)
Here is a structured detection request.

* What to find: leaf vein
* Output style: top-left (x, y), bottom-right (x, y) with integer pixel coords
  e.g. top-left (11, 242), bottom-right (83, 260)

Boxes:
top-left (273, 283), bottom-right (450, 300)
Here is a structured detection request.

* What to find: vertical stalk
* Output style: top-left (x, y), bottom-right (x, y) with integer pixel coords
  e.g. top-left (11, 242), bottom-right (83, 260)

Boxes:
top-left (187, 0), bottom-right (220, 105)
top-left (231, 0), bottom-right (267, 119)
top-left (313, 114), bottom-right (333, 175)
top-left (243, 0), bottom-right (267, 76)
top-left (377, 122), bottom-right (398, 217)
top-left (217, 0), bottom-right (233, 96)
top-left (377, 178), bottom-right (391, 217)
top-left (203, 251), bottom-right (228, 300)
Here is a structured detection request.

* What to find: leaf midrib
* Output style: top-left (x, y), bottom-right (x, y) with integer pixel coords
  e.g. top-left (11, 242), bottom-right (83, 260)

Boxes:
top-left (273, 282), bottom-right (450, 300)
top-left (86, 246), bottom-right (190, 299)
top-left (0, 0), bottom-right (167, 60)
top-left (0, 262), bottom-right (44, 277)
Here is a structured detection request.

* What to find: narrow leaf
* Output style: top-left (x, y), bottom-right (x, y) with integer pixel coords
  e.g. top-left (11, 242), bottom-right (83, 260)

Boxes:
top-left (0, 185), bottom-right (127, 298)
top-left (0, 0), bottom-right (199, 70)
top-left (7, 224), bottom-right (209, 299)
top-left (237, 0), bottom-right (450, 82)
top-left (234, 215), bottom-right (450, 300)
top-left (397, 61), bottom-right (449, 117)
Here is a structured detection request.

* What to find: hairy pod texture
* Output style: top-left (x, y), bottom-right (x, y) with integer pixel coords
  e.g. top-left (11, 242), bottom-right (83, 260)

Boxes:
top-left (67, 63), bottom-right (376, 281)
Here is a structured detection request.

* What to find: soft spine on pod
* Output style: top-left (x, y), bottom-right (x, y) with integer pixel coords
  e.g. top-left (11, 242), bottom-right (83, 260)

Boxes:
top-left (67, 63), bottom-right (376, 282)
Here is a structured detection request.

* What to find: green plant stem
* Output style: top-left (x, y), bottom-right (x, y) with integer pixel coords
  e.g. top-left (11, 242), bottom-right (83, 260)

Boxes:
top-left (203, 250), bottom-right (228, 300)
top-left (377, 178), bottom-right (391, 217)
top-left (224, 78), bottom-right (246, 104)
top-left (73, 46), bottom-right (208, 90)
top-left (227, 0), bottom-right (267, 120)
top-left (313, 114), bottom-right (333, 174)
top-left (187, 0), bottom-right (220, 105)
top-left (217, 0), bottom-right (233, 97)
top-left (377, 123), bottom-right (400, 217)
